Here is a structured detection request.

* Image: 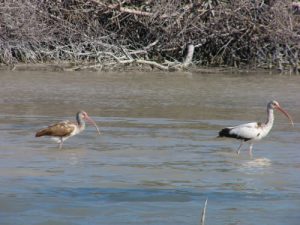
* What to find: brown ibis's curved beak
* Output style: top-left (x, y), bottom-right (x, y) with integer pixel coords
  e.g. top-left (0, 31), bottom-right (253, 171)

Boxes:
top-left (276, 105), bottom-right (294, 127)
top-left (85, 116), bottom-right (101, 135)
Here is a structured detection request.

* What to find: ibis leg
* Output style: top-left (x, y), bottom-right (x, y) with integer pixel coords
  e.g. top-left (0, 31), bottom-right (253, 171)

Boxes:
top-left (59, 138), bottom-right (63, 149)
top-left (236, 141), bottom-right (244, 155)
top-left (248, 143), bottom-right (253, 158)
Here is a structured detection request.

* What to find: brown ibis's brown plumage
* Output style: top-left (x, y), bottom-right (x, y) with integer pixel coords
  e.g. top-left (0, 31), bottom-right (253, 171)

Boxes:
top-left (35, 111), bottom-right (101, 149)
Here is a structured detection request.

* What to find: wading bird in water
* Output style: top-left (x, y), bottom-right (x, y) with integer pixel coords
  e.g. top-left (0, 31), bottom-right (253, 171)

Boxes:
top-left (35, 111), bottom-right (101, 149)
top-left (218, 100), bottom-right (294, 157)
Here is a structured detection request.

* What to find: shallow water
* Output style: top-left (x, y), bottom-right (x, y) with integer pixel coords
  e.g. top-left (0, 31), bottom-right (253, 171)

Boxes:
top-left (0, 71), bottom-right (299, 225)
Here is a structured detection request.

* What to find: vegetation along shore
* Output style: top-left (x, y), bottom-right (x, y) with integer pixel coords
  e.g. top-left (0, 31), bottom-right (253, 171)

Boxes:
top-left (0, 0), bottom-right (300, 72)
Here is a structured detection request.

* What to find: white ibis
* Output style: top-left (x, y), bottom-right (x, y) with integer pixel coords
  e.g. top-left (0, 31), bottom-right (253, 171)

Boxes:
top-left (218, 100), bottom-right (294, 157)
top-left (35, 111), bottom-right (101, 149)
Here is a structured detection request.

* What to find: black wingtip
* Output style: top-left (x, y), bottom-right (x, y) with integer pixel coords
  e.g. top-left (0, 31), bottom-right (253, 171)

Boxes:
top-left (218, 128), bottom-right (231, 137)
top-left (218, 127), bottom-right (251, 141)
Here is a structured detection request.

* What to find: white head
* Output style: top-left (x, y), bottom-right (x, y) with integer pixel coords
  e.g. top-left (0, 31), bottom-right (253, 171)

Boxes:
top-left (268, 100), bottom-right (280, 109)
top-left (77, 111), bottom-right (101, 135)
top-left (268, 100), bottom-right (294, 127)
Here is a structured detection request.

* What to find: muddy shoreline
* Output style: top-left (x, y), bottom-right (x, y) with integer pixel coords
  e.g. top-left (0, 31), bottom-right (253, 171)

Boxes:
top-left (0, 63), bottom-right (280, 75)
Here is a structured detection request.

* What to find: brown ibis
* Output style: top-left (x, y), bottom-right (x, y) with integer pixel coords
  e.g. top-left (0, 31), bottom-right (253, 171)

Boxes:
top-left (218, 100), bottom-right (294, 157)
top-left (35, 111), bottom-right (101, 149)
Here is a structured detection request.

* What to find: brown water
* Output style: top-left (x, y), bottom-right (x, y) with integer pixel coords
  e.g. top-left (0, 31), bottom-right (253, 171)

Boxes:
top-left (0, 71), bottom-right (299, 225)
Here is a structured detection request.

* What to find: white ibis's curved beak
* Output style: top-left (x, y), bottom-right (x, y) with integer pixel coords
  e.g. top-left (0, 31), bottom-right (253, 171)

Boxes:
top-left (276, 105), bottom-right (294, 127)
top-left (85, 116), bottom-right (101, 135)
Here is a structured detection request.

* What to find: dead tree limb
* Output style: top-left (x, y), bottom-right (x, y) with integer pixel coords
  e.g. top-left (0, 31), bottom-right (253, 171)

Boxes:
top-left (90, 0), bottom-right (153, 16)
top-left (182, 43), bottom-right (195, 68)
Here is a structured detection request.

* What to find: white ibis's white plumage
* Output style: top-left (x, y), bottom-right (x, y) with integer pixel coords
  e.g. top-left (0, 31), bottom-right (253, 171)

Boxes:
top-left (35, 111), bottom-right (101, 149)
top-left (218, 100), bottom-right (294, 157)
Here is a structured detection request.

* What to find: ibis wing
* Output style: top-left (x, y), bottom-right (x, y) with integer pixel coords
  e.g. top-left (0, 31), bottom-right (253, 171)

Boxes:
top-left (229, 122), bottom-right (261, 140)
top-left (35, 120), bottom-right (75, 137)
